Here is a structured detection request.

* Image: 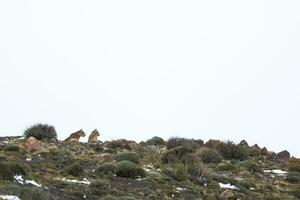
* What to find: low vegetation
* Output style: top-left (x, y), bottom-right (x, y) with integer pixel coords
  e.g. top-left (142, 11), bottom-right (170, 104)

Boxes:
top-left (0, 133), bottom-right (298, 200)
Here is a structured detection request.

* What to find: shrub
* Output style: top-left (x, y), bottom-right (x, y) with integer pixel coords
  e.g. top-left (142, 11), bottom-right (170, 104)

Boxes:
top-left (286, 171), bottom-right (300, 183)
top-left (0, 162), bottom-right (26, 180)
top-left (174, 163), bottom-right (188, 181)
top-left (161, 146), bottom-right (194, 163)
top-left (146, 136), bottom-right (165, 146)
top-left (106, 139), bottom-right (130, 150)
top-left (65, 163), bottom-right (84, 177)
top-left (116, 161), bottom-right (145, 178)
top-left (217, 141), bottom-right (248, 160)
top-left (239, 160), bottom-right (262, 173)
top-left (99, 196), bottom-right (118, 200)
top-left (286, 158), bottom-right (300, 173)
top-left (166, 137), bottom-right (203, 149)
top-left (114, 152), bottom-right (140, 164)
top-left (161, 163), bottom-right (188, 182)
top-left (95, 163), bottom-right (117, 178)
top-left (4, 145), bottom-right (20, 152)
top-left (182, 153), bottom-right (205, 181)
top-left (205, 139), bottom-right (221, 148)
top-left (89, 179), bottom-right (110, 196)
top-left (24, 123), bottom-right (57, 141)
top-left (199, 148), bottom-right (222, 163)
top-left (20, 187), bottom-right (55, 200)
top-left (118, 197), bottom-right (137, 200)
top-left (290, 189), bottom-right (300, 199)
top-left (217, 162), bottom-right (238, 172)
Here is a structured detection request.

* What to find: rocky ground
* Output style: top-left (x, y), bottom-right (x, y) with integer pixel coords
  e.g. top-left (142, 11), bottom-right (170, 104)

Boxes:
top-left (0, 136), bottom-right (300, 200)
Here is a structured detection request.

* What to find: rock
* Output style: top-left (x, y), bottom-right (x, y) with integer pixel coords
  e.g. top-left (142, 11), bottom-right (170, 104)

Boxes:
top-left (239, 140), bottom-right (248, 147)
top-left (24, 136), bottom-right (50, 154)
top-left (277, 150), bottom-right (290, 160)
top-left (261, 147), bottom-right (268, 156)
top-left (219, 189), bottom-right (234, 199)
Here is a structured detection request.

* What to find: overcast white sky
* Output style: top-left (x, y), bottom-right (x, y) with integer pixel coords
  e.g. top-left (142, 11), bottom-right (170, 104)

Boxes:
top-left (0, 1), bottom-right (299, 156)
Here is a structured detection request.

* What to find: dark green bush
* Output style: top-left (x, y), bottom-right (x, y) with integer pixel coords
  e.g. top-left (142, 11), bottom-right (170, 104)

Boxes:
top-left (166, 137), bottom-right (203, 149)
top-left (161, 146), bottom-right (194, 163)
top-left (65, 163), bottom-right (84, 177)
top-left (286, 171), bottom-right (300, 183)
top-left (95, 163), bottom-right (117, 178)
top-left (4, 145), bottom-right (20, 152)
top-left (146, 136), bottom-right (165, 146)
top-left (199, 148), bottom-right (222, 163)
top-left (239, 160), bottom-right (262, 173)
top-left (116, 161), bottom-right (145, 178)
top-left (0, 162), bottom-right (26, 180)
top-left (89, 179), bottom-right (110, 196)
top-left (114, 152), bottom-right (140, 164)
top-left (24, 123), bottom-right (57, 141)
top-left (217, 141), bottom-right (248, 160)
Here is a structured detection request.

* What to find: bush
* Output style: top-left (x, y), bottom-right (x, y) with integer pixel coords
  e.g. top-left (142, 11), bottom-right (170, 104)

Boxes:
top-left (0, 162), bottom-right (26, 180)
top-left (286, 158), bottom-right (300, 173)
top-left (4, 145), bottom-right (20, 152)
top-left (106, 139), bottom-right (130, 150)
top-left (116, 161), bottom-right (145, 178)
top-left (65, 163), bottom-right (84, 177)
top-left (199, 148), bottom-right (222, 163)
top-left (20, 187), bottom-right (55, 200)
top-left (99, 196), bottom-right (118, 200)
top-left (290, 189), bottom-right (300, 199)
top-left (161, 146), bottom-right (194, 163)
top-left (146, 136), bottom-right (165, 146)
top-left (239, 160), bottom-right (262, 173)
top-left (217, 141), bottom-right (248, 160)
top-left (286, 171), bottom-right (300, 183)
top-left (118, 197), bottom-right (137, 200)
top-left (24, 123), bottom-right (57, 141)
top-left (217, 162), bottom-right (238, 172)
top-left (114, 152), bottom-right (140, 164)
top-left (166, 137), bottom-right (203, 149)
top-left (174, 163), bottom-right (188, 181)
top-left (89, 179), bottom-right (110, 196)
top-left (95, 163), bottom-right (117, 178)
top-left (161, 163), bottom-right (188, 182)
top-left (182, 153), bottom-right (205, 181)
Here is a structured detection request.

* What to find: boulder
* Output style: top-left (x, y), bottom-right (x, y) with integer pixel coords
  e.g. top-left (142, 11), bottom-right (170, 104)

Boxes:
top-left (277, 150), bottom-right (290, 160)
top-left (239, 140), bottom-right (248, 147)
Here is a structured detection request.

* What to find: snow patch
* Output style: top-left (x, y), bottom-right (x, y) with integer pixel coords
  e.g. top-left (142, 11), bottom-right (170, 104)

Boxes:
top-left (0, 195), bottom-right (21, 200)
top-left (58, 178), bottom-right (91, 185)
top-left (14, 175), bottom-right (23, 184)
top-left (219, 183), bottom-right (239, 190)
top-left (25, 180), bottom-right (42, 187)
top-left (176, 187), bottom-right (187, 192)
top-left (26, 158), bottom-right (32, 161)
top-left (264, 169), bottom-right (288, 175)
